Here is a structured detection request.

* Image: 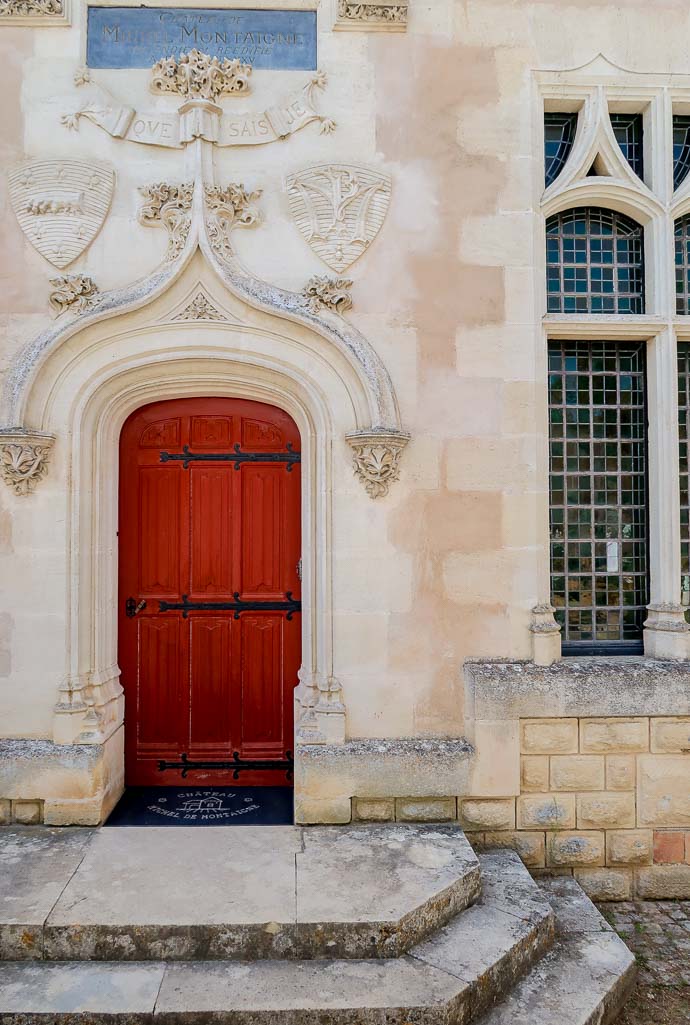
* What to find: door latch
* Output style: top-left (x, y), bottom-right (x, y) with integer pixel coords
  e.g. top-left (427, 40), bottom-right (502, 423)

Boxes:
top-left (296, 558), bottom-right (302, 582)
top-left (126, 597), bottom-right (147, 618)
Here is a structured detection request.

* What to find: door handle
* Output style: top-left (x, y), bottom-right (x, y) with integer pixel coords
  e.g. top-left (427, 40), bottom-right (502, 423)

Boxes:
top-left (126, 597), bottom-right (147, 618)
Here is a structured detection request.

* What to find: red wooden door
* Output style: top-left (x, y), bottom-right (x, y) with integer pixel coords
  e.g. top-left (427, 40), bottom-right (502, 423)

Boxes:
top-left (118, 397), bottom-right (301, 786)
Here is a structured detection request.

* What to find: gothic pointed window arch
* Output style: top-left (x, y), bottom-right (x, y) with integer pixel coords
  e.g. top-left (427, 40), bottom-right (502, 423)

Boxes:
top-left (546, 207), bottom-right (645, 314)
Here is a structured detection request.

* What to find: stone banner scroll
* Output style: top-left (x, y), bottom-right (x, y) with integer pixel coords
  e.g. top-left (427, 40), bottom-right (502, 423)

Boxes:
top-left (86, 6), bottom-right (317, 70)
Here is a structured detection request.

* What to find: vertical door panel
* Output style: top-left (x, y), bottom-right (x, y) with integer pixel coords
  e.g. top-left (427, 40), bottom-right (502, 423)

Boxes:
top-left (136, 618), bottom-right (183, 752)
top-left (138, 467), bottom-right (181, 595)
top-left (240, 614), bottom-right (284, 755)
top-left (190, 467), bottom-right (233, 595)
top-left (240, 466), bottom-right (283, 596)
top-left (189, 617), bottom-right (233, 753)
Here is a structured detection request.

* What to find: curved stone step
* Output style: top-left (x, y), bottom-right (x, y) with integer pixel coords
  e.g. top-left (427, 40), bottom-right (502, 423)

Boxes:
top-left (0, 851), bottom-right (555, 1024)
top-left (475, 876), bottom-right (636, 1025)
top-left (0, 825), bottom-right (481, 961)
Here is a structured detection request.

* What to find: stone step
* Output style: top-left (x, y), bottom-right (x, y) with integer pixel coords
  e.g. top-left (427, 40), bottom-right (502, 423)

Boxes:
top-left (0, 851), bottom-right (554, 1024)
top-left (475, 877), bottom-right (636, 1025)
top-left (0, 824), bottom-right (481, 961)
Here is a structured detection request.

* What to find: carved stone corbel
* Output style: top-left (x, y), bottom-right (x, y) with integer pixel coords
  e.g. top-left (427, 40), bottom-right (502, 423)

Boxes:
top-left (0, 430), bottom-right (55, 496)
top-left (334, 0), bottom-right (408, 32)
top-left (345, 429), bottom-right (409, 499)
top-left (301, 276), bottom-right (353, 314)
top-left (530, 603), bottom-right (562, 667)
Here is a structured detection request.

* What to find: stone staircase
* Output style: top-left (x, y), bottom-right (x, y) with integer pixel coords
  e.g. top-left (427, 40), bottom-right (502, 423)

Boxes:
top-left (0, 824), bottom-right (635, 1023)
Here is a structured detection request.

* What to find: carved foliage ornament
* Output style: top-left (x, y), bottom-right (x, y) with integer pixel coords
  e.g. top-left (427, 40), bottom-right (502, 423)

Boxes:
top-left (0, 433), bottom-right (55, 496)
top-left (336, 0), bottom-right (408, 30)
top-left (49, 275), bottom-right (100, 316)
top-left (204, 184), bottom-right (262, 262)
top-left (151, 50), bottom-right (252, 101)
top-left (301, 276), bottom-right (353, 314)
top-left (138, 182), bottom-right (194, 261)
top-left (173, 292), bottom-right (226, 322)
top-left (286, 164), bottom-right (392, 272)
top-left (0, 0), bottom-right (65, 20)
top-left (7, 160), bottom-right (114, 269)
top-left (345, 431), bottom-right (409, 499)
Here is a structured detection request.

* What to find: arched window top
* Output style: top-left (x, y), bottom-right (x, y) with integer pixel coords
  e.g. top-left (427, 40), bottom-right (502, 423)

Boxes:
top-left (546, 207), bottom-right (645, 314)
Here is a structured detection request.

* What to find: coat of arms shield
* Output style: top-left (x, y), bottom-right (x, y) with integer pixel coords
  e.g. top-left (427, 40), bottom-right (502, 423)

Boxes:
top-left (7, 160), bottom-right (115, 269)
top-left (285, 163), bottom-right (391, 273)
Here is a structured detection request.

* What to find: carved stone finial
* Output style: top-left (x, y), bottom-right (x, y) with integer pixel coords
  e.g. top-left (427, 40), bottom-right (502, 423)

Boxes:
top-left (335, 0), bottom-right (408, 31)
top-left (301, 276), bottom-right (353, 314)
top-left (138, 183), bottom-right (194, 261)
top-left (204, 183), bottom-right (262, 262)
top-left (48, 274), bottom-right (100, 316)
top-left (345, 430), bottom-right (409, 499)
top-left (0, 431), bottom-right (55, 496)
top-left (150, 50), bottom-right (252, 101)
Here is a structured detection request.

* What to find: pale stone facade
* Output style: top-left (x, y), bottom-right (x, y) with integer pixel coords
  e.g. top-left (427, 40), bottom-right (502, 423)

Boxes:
top-left (1, 0), bottom-right (690, 896)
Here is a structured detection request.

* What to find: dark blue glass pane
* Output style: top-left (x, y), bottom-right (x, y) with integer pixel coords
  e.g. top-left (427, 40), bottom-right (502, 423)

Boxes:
top-left (673, 116), bottom-right (690, 191)
top-left (610, 113), bottom-right (644, 179)
top-left (545, 112), bottom-right (578, 187)
top-left (545, 208), bottom-right (644, 314)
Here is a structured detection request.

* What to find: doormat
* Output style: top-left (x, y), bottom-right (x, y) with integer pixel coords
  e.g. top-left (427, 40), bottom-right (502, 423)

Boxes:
top-left (105, 786), bottom-right (294, 826)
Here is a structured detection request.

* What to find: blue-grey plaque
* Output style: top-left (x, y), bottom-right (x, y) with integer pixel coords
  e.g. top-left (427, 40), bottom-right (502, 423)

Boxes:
top-left (86, 7), bottom-right (317, 71)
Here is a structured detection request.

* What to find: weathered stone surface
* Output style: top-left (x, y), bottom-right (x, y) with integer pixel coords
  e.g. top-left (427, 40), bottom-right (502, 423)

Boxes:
top-left (468, 720), bottom-right (520, 798)
top-left (576, 792), bottom-right (635, 830)
top-left (573, 868), bottom-right (632, 902)
top-left (606, 830), bottom-right (652, 866)
top-left (395, 797), bottom-right (457, 822)
top-left (521, 719), bottom-right (578, 755)
top-left (653, 830), bottom-right (686, 864)
top-left (11, 800), bottom-right (42, 825)
top-left (549, 755), bottom-right (604, 792)
top-left (580, 718), bottom-right (649, 754)
top-left (412, 851), bottom-right (554, 1022)
top-left (481, 831), bottom-right (546, 869)
top-left (0, 961), bottom-right (165, 1017)
top-left (459, 798), bottom-right (515, 831)
top-left (295, 825), bottom-right (480, 957)
top-left (546, 831), bottom-right (605, 868)
top-left (635, 864), bottom-right (690, 898)
top-left (605, 755), bottom-right (636, 791)
top-left (466, 659), bottom-right (690, 720)
top-left (352, 798), bottom-right (394, 821)
top-left (0, 800), bottom-right (10, 825)
top-left (520, 756), bottom-right (548, 792)
top-left (650, 717), bottom-right (690, 753)
top-left (0, 827), bottom-right (92, 960)
top-left (637, 755), bottom-right (690, 827)
top-left (517, 794), bottom-right (575, 830)
top-left (38, 824), bottom-right (481, 961)
top-left (537, 876), bottom-right (613, 935)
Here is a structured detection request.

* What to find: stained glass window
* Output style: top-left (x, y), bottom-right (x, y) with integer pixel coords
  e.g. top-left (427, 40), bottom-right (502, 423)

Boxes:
top-left (673, 116), bottom-right (690, 191)
top-left (549, 340), bottom-right (648, 654)
top-left (675, 215), bottom-right (690, 315)
top-left (609, 113), bottom-right (644, 179)
top-left (546, 208), bottom-right (644, 314)
top-left (545, 112), bottom-right (578, 187)
top-left (679, 343), bottom-right (690, 611)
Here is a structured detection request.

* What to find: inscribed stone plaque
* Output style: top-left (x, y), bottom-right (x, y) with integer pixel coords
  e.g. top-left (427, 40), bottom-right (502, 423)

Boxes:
top-left (86, 6), bottom-right (317, 70)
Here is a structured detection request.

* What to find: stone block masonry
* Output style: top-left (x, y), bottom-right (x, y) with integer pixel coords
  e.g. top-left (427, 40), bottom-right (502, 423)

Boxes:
top-left (350, 711), bottom-right (690, 899)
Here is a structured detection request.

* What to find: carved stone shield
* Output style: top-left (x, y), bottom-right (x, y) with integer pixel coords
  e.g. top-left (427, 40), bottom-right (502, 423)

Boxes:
top-left (7, 160), bottom-right (115, 269)
top-left (286, 163), bottom-right (391, 272)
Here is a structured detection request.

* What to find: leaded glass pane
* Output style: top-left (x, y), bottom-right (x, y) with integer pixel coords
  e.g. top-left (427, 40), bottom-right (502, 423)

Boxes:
top-left (609, 113), bottom-right (644, 179)
top-left (549, 340), bottom-right (648, 652)
top-left (673, 115), bottom-right (690, 191)
top-left (545, 112), bottom-right (578, 187)
top-left (546, 208), bottom-right (644, 314)
top-left (679, 343), bottom-right (690, 610)
top-left (675, 215), bottom-right (690, 315)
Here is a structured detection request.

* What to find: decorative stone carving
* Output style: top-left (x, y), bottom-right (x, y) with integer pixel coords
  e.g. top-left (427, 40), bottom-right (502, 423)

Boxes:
top-left (173, 292), bottom-right (226, 322)
top-left (0, 0), bottom-right (68, 23)
top-left (345, 430), bottom-right (409, 499)
top-left (301, 275), bottom-right (353, 314)
top-left (138, 183), bottom-right (194, 260)
top-left (151, 50), bottom-right (252, 100)
top-left (7, 160), bottom-right (114, 269)
top-left (63, 61), bottom-right (334, 150)
top-left (48, 274), bottom-right (100, 316)
top-left (530, 603), bottom-right (562, 667)
top-left (335, 0), bottom-right (408, 31)
top-left (0, 432), bottom-right (55, 496)
top-left (286, 164), bottom-right (391, 272)
top-left (204, 183), bottom-right (262, 261)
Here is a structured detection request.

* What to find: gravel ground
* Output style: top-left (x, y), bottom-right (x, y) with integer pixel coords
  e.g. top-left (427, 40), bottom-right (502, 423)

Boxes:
top-left (597, 900), bottom-right (690, 1024)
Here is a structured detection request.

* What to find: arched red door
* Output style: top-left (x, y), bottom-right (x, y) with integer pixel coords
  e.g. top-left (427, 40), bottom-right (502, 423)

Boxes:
top-left (118, 397), bottom-right (301, 786)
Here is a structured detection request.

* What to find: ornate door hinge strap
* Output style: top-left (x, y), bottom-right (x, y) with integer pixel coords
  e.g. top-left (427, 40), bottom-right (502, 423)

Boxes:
top-left (160, 443), bottom-right (300, 470)
top-left (158, 592), bottom-right (301, 620)
top-left (157, 750), bottom-right (294, 780)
